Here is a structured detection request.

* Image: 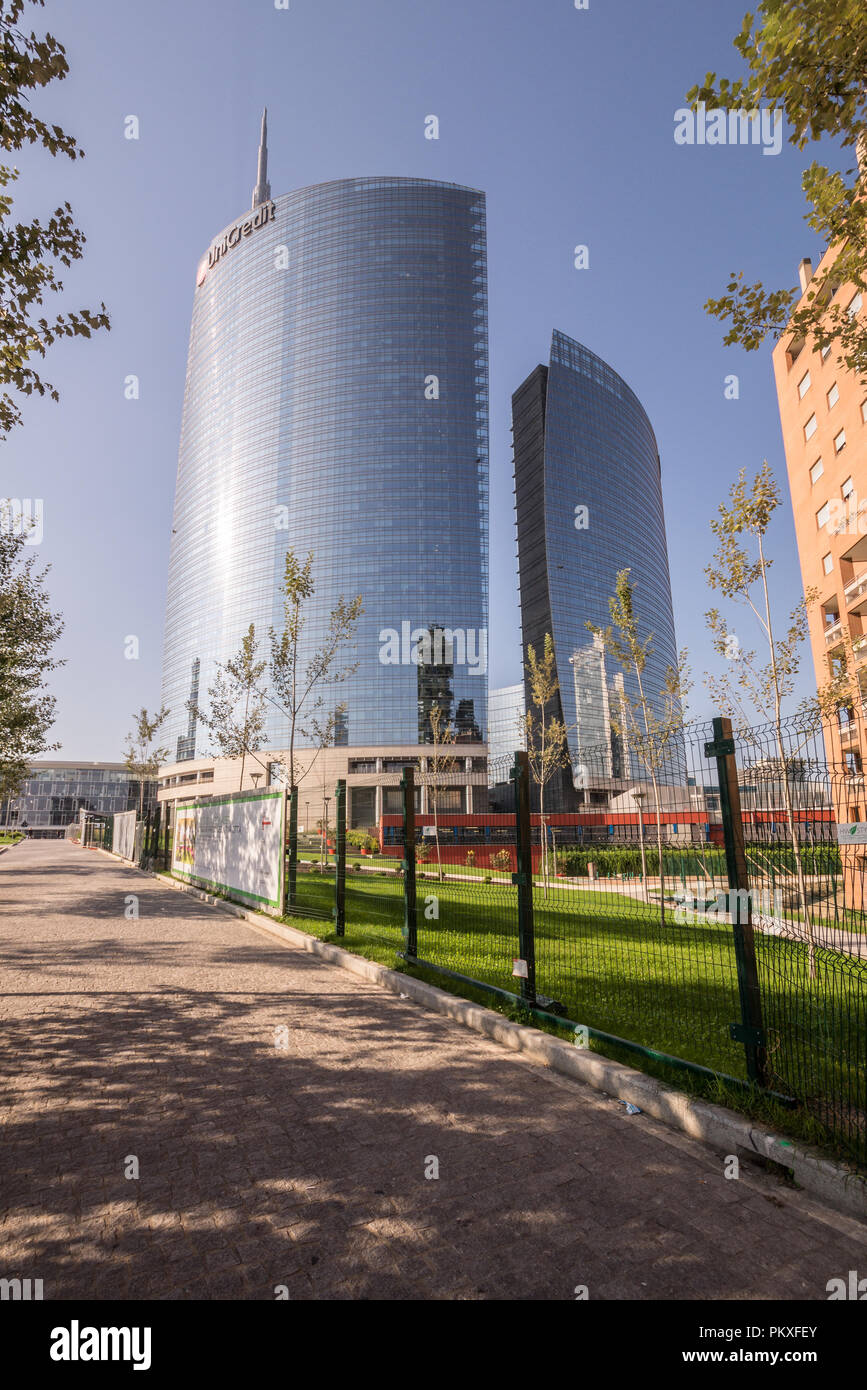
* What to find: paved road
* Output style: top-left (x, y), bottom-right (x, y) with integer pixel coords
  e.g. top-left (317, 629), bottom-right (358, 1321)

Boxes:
top-left (0, 839), bottom-right (864, 1301)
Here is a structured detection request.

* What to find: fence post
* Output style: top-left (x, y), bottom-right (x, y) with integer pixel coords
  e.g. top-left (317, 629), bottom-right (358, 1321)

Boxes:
top-left (510, 750), bottom-right (537, 1007)
top-left (281, 787), bottom-right (298, 916)
top-left (402, 766), bottom-right (417, 960)
top-left (334, 778), bottom-right (346, 936)
top-left (705, 716), bottom-right (767, 1087)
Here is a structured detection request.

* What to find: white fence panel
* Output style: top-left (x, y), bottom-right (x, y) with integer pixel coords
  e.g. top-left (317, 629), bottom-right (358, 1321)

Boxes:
top-left (112, 809), bottom-right (137, 861)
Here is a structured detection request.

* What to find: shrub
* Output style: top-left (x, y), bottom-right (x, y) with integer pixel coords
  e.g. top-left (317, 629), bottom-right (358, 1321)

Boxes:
top-left (551, 841), bottom-right (842, 881)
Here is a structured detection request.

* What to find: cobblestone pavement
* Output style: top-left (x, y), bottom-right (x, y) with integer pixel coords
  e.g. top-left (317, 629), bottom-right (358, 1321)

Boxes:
top-left (0, 839), bottom-right (864, 1301)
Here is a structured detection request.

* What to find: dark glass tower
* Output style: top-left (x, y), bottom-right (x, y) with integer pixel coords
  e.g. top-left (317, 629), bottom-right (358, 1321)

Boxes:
top-left (161, 117), bottom-right (489, 758)
top-left (513, 330), bottom-right (680, 808)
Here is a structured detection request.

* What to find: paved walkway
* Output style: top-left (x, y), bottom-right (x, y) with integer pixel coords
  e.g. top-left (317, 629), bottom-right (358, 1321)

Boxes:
top-left (0, 839), bottom-right (864, 1301)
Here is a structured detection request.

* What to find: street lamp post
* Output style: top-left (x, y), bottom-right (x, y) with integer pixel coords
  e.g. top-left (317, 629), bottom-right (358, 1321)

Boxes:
top-left (322, 797), bottom-right (331, 868)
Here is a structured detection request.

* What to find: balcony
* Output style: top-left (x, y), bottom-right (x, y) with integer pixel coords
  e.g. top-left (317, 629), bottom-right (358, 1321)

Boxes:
top-left (837, 502), bottom-right (867, 561)
top-left (824, 620), bottom-right (844, 648)
top-left (853, 635), bottom-right (867, 662)
top-left (845, 572), bottom-right (867, 615)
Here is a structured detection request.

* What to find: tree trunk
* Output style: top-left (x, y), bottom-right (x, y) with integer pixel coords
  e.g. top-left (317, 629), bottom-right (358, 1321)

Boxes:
top-left (758, 533), bottom-right (816, 978)
top-left (433, 785), bottom-right (442, 881)
top-left (539, 704), bottom-right (549, 898)
top-left (637, 813), bottom-right (648, 901)
top-left (239, 685), bottom-right (250, 791)
top-left (775, 720), bottom-right (816, 977)
top-left (633, 663), bottom-right (666, 925)
top-left (649, 769), bottom-right (666, 927)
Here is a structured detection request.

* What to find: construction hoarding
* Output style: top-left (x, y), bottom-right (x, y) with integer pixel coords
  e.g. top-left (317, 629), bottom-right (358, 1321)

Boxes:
top-left (171, 789), bottom-right (285, 909)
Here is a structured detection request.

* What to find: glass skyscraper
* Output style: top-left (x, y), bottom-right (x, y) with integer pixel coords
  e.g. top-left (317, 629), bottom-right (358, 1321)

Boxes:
top-left (513, 330), bottom-right (680, 808)
top-left (161, 117), bottom-right (488, 767)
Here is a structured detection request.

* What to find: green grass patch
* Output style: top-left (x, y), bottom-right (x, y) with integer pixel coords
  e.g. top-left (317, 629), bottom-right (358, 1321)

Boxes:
top-left (279, 865), bottom-right (867, 1171)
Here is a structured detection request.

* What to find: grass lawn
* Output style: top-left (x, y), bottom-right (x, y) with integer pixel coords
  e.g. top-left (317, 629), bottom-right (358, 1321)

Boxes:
top-left (0, 832), bottom-right (23, 846)
top-left (282, 864), bottom-right (867, 1169)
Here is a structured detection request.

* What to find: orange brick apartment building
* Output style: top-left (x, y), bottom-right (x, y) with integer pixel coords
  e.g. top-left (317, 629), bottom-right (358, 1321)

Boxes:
top-left (773, 250), bottom-right (867, 812)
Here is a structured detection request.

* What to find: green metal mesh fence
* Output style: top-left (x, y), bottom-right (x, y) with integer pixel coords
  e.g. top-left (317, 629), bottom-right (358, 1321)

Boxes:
top-left (273, 715), bottom-right (866, 1169)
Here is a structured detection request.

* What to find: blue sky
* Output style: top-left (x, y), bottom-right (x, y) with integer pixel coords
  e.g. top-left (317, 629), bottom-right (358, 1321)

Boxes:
top-left (3, 0), bottom-right (833, 758)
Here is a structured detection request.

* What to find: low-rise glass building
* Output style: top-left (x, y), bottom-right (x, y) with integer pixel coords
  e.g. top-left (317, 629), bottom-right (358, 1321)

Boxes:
top-left (487, 684), bottom-right (526, 773)
top-left (0, 763), bottom-right (155, 839)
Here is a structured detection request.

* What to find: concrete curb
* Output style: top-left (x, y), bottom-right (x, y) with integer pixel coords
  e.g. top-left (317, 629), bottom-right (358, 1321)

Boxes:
top-left (132, 861), bottom-right (867, 1224)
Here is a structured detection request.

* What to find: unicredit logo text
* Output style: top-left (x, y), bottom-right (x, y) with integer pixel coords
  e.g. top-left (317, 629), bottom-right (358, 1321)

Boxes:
top-left (198, 201), bottom-right (277, 284)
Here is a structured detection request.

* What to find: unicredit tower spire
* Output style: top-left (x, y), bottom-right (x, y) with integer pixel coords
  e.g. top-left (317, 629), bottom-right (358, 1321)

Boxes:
top-left (251, 108), bottom-right (271, 210)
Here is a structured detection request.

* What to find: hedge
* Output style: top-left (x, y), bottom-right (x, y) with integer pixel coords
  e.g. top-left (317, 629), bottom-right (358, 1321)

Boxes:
top-left (555, 843), bottom-right (842, 878)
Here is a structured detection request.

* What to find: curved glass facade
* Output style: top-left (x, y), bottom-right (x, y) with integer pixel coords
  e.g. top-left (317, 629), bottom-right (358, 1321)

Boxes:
top-left (162, 177), bottom-right (489, 757)
top-left (514, 330), bottom-right (679, 801)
